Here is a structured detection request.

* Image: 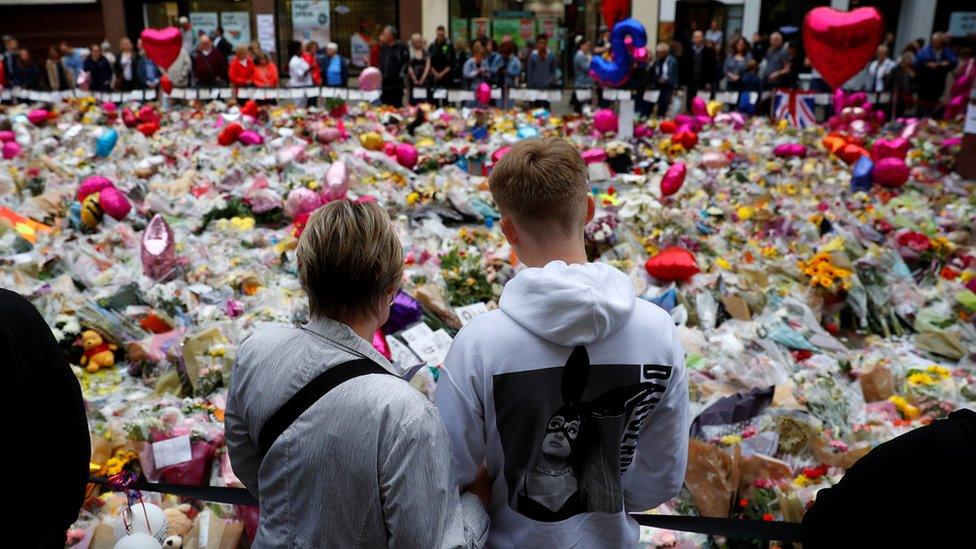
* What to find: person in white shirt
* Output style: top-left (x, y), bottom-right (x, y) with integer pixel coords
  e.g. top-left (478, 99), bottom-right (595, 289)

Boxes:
top-left (287, 40), bottom-right (312, 106)
top-left (865, 44), bottom-right (896, 92)
top-left (705, 20), bottom-right (723, 52)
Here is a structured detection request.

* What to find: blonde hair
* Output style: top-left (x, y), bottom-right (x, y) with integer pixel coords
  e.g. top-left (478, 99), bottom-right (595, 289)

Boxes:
top-left (488, 137), bottom-right (588, 235)
top-left (297, 201), bottom-right (403, 321)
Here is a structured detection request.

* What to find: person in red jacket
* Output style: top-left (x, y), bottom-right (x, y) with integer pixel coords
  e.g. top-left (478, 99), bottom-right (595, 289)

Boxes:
top-left (228, 45), bottom-right (254, 87)
top-left (304, 40), bottom-right (322, 86)
top-left (252, 52), bottom-right (279, 88)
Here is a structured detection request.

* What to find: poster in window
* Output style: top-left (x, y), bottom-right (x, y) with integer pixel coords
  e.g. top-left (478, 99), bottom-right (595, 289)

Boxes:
top-left (292, 0), bottom-right (331, 45)
top-left (471, 18), bottom-right (490, 41)
top-left (519, 18), bottom-right (535, 47)
top-left (351, 32), bottom-right (371, 67)
top-left (189, 13), bottom-right (218, 47)
top-left (221, 12), bottom-right (251, 47)
top-left (451, 18), bottom-right (469, 42)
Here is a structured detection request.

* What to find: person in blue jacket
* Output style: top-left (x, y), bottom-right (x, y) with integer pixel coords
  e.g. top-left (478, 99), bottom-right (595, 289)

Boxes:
top-left (320, 42), bottom-right (349, 87)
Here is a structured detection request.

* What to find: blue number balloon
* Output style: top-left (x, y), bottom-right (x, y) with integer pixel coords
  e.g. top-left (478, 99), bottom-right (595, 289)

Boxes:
top-left (96, 128), bottom-right (118, 158)
top-left (589, 18), bottom-right (647, 88)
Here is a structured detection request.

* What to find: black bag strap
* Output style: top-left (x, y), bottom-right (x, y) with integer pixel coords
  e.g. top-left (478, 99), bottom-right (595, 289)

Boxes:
top-left (257, 358), bottom-right (394, 457)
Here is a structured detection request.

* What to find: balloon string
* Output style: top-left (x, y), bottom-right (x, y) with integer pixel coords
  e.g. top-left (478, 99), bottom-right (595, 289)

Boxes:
top-left (107, 471), bottom-right (151, 535)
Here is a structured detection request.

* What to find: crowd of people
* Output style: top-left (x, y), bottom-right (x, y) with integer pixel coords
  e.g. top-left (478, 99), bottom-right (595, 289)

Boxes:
top-left (2, 20), bottom-right (974, 119)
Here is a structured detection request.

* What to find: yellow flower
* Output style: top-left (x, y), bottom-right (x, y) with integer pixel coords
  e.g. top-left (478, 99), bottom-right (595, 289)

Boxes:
top-left (761, 246), bottom-right (779, 259)
top-left (793, 474), bottom-right (811, 487)
top-left (737, 206), bottom-right (755, 220)
top-left (719, 434), bottom-right (742, 446)
top-left (907, 372), bottom-right (935, 386)
top-left (888, 395), bottom-right (920, 419)
top-left (927, 365), bottom-right (950, 379)
top-left (406, 191), bottom-right (420, 205)
top-left (230, 216), bottom-right (255, 231)
top-left (716, 257), bottom-right (731, 270)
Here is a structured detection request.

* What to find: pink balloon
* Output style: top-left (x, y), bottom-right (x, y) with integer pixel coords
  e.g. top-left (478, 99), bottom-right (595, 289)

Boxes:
top-left (395, 143), bottom-right (418, 169)
top-left (237, 131), bottom-right (264, 146)
top-left (874, 109), bottom-right (887, 124)
top-left (802, 7), bottom-right (884, 88)
top-left (593, 109), bottom-right (618, 133)
top-left (476, 82), bottom-right (491, 104)
top-left (691, 96), bottom-right (708, 117)
top-left (28, 109), bottom-right (50, 126)
top-left (78, 176), bottom-right (114, 201)
top-left (832, 88), bottom-right (847, 115)
top-left (661, 163), bottom-right (686, 197)
top-left (102, 102), bottom-right (117, 113)
top-left (581, 148), bottom-right (607, 164)
top-left (774, 143), bottom-right (807, 158)
top-left (140, 27), bottom-right (182, 70)
top-left (2, 141), bottom-right (21, 160)
top-left (872, 157), bottom-right (910, 188)
top-left (284, 187), bottom-right (323, 219)
top-left (0, 130), bottom-right (15, 142)
top-left (491, 145), bottom-right (511, 163)
top-left (142, 214), bottom-right (176, 281)
top-left (694, 114), bottom-right (712, 128)
top-left (859, 101), bottom-right (873, 114)
top-left (871, 137), bottom-right (909, 161)
top-left (98, 186), bottom-right (131, 220)
top-left (634, 124), bottom-right (652, 138)
top-left (714, 112), bottom-right (744, 130)
top-left (848, 92), bottom-right (867, 107)
top-left (322, 160), bottom-right (349, 202)
top-left (358, 67), bottom-right (382, 91)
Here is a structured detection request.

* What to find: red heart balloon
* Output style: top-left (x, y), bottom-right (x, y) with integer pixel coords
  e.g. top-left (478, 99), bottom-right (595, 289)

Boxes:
top-left (140, 27), bottom-right (182, 70)
top-left (241, 99), bottom-right (259, 119)
top-left (218, 123), bottom-right (244, 146)
top-left (645, 247), bottom-right (699, 282)
top-left (659, 120), bottom-right (677, 134)
top-left (803, 7), bottom-right (884, 89)
top-left (137, 121), bottom-right (160, 137)
top-left (838, 143), bottom-right (869, 165)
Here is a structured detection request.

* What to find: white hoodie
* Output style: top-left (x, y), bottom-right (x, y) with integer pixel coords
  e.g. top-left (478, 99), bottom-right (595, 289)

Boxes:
top-left (437, 261), bottom-right (689, 548)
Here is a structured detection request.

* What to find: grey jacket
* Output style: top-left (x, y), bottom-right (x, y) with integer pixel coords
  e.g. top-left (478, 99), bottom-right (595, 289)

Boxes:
top-left (226, 316), bottom-right (488, 548)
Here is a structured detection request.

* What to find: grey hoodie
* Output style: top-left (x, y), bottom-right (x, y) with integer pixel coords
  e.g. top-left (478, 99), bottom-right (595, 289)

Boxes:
top-left (437, 260), bottom-right (689, 548)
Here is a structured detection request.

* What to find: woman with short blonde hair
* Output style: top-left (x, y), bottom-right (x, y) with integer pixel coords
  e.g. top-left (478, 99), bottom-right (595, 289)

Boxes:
top-left (227, 200), bottom-right (488, 547)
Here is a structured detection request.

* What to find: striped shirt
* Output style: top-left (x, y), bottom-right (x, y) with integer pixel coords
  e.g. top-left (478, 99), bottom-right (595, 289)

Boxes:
top-left (226, 316), bottom-right (488, 548)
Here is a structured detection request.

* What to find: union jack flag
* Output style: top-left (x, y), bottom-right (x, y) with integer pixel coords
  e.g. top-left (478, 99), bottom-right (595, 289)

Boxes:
top-left (773, 89), bottom-right (817, 128)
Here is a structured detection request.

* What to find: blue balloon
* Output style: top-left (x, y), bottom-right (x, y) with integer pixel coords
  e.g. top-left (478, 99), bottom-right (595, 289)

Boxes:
top-left (589, 18), bottom-right (647, 87)
top-left (851, 155), bottom-right (874, 192)
top-left (95, 128), bottom-right (118, 158)
top-left (516, 126), bottom-right (538, 139)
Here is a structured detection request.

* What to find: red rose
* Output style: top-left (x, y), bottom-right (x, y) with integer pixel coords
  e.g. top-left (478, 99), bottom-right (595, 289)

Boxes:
top-left (897, 231), bottom-right (931, 253)
top-left (762, 513), bottom-right (775, 522)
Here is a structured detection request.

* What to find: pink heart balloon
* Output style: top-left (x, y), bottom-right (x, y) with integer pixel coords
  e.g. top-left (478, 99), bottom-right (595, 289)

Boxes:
top-left (774, 143), bottom-right (807, 158)
top-left (661, 163), bottom-right (686, 197)
top-left (491, 145), bottom-right (511, 163)
top-left (476, 82), bottom-right (491, 105)
top-left (142, 214), bottom-right (176, 281)
top-left (690, 96), bottom-right (708, 117)
top-left (78, 175), bottom-right (114, 201)
top-left (140, 27), bottom-right (182, 70)
top-left (0, 130), bottom-right (15, 142)
top-left (237, 131), bottom-right (264, 146)
top-left (871, 138), bottom-right (910, 161)
top-left (803, 7), bottom-right (884, 88)
top-left (98, 186), bottom-right (131, 220)
top-left (872, 157), bottom-right (910, 188)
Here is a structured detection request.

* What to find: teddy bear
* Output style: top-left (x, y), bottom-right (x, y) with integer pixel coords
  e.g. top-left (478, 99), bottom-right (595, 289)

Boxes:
top-left (162, 504), bottom-right (193, 548)
top-left (79, 329), bottom-right (117, 373)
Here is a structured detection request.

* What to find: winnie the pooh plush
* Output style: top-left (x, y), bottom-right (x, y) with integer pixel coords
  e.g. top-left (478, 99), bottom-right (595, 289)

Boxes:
top-left (79, 330), bottom-right (116, 373)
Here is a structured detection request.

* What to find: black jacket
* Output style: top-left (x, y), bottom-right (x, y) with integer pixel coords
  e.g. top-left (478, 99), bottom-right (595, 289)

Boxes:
top-left (214, 35), bottom-right (234, 59)
top-left (0, 289), bottom-right (90, 548)
top-left (379, 41), bottom-right (408, 83)
top-left (84, 56), bottom-right (113, 91)
top-left (680, 44), bottom-right (717, 88)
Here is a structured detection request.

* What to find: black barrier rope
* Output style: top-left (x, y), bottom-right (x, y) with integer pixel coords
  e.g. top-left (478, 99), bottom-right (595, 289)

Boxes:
top-left (89, 475), bottom-right (803, 542)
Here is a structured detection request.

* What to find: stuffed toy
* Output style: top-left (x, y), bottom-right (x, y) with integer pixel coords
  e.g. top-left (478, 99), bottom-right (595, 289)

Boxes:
top-left (79, 329), bottom-right (117, 373)
top-left (161, 504), bottom-right (193, 548)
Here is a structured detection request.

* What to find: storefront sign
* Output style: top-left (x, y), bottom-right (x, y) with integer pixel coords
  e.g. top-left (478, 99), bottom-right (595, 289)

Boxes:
top-left (257, 14), bottom-right (276, 52)
top-left (221, 12), bottom-right (251, 47)
top-left (292, 0), bottom-right (331, 44)
top-left (189, 12), bottom-right (218, 46)
top-left (949, 12), bottom-right (976, 36)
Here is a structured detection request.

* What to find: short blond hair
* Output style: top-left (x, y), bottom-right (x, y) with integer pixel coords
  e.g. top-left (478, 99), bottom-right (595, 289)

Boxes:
top-left (297, 201), bottom-right (403, 320)
top-left (488, 137), bottom-right (588, 234)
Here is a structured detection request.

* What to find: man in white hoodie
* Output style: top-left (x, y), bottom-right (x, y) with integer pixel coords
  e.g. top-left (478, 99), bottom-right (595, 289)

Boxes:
top-left (436, 137), bottom-right (689, 547)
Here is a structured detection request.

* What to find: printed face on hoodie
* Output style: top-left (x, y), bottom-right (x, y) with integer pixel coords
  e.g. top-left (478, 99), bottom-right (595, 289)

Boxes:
top-left (542, 412), bottom-right (580, 458)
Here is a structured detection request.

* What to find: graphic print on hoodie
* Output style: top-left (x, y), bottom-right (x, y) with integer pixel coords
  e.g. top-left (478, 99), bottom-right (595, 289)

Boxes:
top-left (437, 261), bottom-right (689, 548)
